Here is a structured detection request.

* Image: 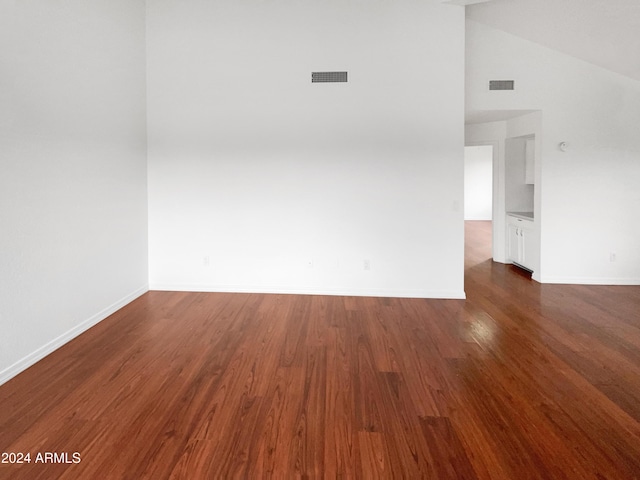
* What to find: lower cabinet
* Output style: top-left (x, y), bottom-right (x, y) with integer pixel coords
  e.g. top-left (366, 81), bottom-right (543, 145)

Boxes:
top-left (508, 224), bottom-right (523, 266)
top-left (507, 216), bottom-right (537, 272)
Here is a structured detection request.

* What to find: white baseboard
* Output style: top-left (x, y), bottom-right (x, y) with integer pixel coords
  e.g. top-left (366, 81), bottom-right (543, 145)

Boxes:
top-left (149, 283), bottom-right (466, 300)
top-left (0, 285), bottom-right (149, 387)
top-left (538, 276), bottom-right (640, 285)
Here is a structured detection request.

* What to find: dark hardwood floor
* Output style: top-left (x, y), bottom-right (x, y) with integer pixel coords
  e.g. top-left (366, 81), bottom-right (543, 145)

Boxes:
top-left (1, 220), bottom-right (640, 478)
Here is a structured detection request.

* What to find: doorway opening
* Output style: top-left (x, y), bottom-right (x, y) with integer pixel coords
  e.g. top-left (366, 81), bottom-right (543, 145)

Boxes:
top-left (464, 145), bottom-right (494, 268)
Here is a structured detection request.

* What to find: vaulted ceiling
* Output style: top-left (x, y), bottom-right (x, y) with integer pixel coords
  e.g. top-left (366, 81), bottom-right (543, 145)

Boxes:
top-left (465, 0), bottom-right (640, 82)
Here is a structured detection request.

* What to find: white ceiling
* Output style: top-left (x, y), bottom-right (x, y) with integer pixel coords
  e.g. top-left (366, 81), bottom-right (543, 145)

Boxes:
top-left (466, 0), bottom-right (640, 83)
top-left (465, 109), bottom-right (537, 125)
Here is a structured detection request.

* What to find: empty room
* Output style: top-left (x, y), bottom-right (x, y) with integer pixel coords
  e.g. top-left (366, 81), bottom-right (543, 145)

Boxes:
top-left (1, 0), bottom-right (639, 478)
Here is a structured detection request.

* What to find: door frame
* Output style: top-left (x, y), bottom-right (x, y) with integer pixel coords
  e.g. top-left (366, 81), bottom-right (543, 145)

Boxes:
top-left (464, 141), bottom-right (505, 263)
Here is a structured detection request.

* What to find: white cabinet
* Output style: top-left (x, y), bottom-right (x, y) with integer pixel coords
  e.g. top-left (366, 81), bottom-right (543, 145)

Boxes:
top-left (507, 215), bottom-right (537, 272)
top-left (508, 224), bottom-right (523, 265)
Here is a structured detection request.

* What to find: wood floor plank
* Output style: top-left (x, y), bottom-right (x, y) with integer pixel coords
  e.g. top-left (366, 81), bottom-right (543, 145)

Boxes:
top-left (1, 220), bottom-right (640, 478)
top-left (419, 416), bottom-right (478, 480)
top-left (323, 325), bottom-right (359, 478)
top-left (358, 431), bottom-right (388, 478)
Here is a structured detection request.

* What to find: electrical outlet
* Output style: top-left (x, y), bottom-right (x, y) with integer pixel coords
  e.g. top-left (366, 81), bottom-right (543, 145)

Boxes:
top-left (363, 259), bottom-right (371, 271)
top-left (203, 256), bottom-right (210, 267)
top-left (609, 252), bottom-right (616, 262)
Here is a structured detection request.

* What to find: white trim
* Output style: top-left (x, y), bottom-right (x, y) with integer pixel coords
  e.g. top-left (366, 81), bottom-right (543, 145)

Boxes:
top-left (149, 284), bottom-right (466, 300)
top-left (0, 285), bottom-right (149, 387)
top-left (538, 276), bottom-right (640, 286)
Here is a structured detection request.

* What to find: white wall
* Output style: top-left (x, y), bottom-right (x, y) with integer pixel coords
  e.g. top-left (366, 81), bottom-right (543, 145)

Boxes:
top-left (464, 146), bottom-right (493, 220)
top-left (147, 0), bottom-right (466, 298)
top-left (504, 137), bottom-right (533, 213)
top-left (0, 0), bottom-right (148, 384)
top-left (467, 20), bottom-right (640, 284)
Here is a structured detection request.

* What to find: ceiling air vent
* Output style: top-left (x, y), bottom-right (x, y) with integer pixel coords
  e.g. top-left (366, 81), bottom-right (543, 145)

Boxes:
top-left (312, 71), bottom-right (348, 83)
top-left (489, 80), bottom-right (515, 90)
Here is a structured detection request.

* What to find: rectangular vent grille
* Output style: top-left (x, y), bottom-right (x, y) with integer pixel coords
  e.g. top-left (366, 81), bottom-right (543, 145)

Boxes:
top-left (489, 80), bottom-right (515, 90)
top-left (312, 71), bottom-right (348, 83)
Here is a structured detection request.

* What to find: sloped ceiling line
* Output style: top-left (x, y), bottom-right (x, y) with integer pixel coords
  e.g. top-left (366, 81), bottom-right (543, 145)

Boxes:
top-left (465, 0), bottom-right (640, 82)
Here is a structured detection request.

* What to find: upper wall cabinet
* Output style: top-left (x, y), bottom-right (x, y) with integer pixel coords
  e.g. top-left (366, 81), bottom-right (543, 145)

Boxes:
top-left (525, 137), bottom-right (535, 185)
